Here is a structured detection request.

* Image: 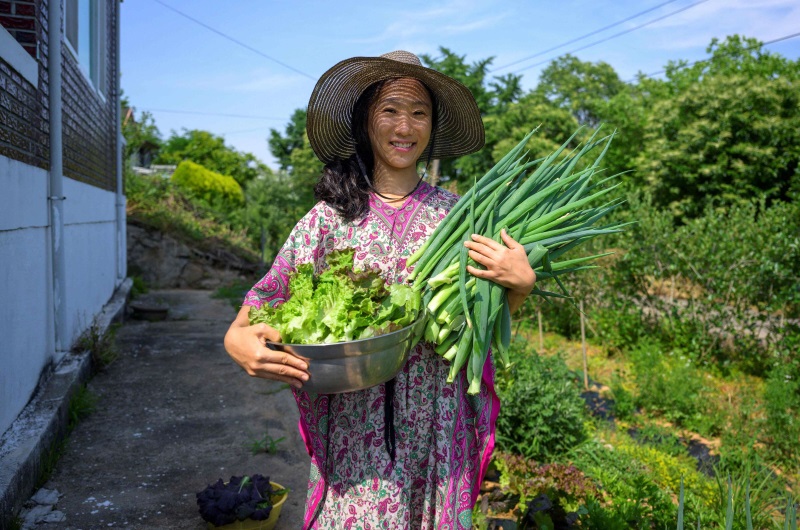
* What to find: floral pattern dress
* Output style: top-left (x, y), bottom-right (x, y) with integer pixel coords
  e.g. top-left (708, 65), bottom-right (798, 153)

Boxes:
top-left (243, 181), bottom-right (499, 529)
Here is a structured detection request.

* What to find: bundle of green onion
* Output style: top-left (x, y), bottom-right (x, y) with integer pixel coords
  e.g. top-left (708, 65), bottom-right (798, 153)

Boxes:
top-left (406, 127), bottom-right (628, 394)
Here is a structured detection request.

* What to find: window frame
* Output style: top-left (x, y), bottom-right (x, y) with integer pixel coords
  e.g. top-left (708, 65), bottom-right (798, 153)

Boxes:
top-left (64, 0), bottom-right (107, 101)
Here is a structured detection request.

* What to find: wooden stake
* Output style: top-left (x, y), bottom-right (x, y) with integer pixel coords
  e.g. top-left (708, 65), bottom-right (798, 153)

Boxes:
top-left (580, 300), bottom-right (588, 390)
top-left (537, 307), bottom-right (544, 352)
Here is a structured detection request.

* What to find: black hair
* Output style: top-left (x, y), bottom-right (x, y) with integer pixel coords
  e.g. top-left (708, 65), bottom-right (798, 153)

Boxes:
top-left (314, 78), bottom-right (437, 223)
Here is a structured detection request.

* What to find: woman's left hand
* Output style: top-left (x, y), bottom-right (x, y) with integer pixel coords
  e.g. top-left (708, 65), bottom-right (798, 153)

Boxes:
top-left (465, 229), bottom-right (536, 311)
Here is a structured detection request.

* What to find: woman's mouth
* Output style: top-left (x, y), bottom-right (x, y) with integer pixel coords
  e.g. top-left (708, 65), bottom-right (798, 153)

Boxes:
top-left (391, 141), bottom-right (415, 151)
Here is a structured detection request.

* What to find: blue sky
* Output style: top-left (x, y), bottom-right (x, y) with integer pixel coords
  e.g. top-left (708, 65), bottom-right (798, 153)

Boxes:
top-left (121, 0), bottom-right (800, 170)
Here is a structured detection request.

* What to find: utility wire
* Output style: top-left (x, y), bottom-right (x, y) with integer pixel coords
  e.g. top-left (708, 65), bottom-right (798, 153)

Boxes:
top-left (511, 0), bottom-right (711, 75)
top-left (151, 0), bottom-right (316, 80)
top-left (634, 30), bottom-right (800, 80)
top-left (491, 0), bottom-right (683, 72)
top-left (143, 108), bottom-right (287, 121)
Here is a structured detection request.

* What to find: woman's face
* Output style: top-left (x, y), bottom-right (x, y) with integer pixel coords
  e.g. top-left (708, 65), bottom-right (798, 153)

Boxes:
top-left (367, 78), bottom-right (433, 178)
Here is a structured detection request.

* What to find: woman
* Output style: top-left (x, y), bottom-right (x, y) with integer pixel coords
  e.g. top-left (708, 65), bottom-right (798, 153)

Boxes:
top-left (224, 51), bottom-right (535, 529)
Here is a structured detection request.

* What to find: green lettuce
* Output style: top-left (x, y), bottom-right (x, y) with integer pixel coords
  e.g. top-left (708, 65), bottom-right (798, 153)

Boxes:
top-left (248, 249), bottom-right (422, 344)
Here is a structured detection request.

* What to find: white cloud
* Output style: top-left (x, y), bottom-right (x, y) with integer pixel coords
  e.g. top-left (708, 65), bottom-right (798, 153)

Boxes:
top-left (346, 0), bottom-right (509, 44)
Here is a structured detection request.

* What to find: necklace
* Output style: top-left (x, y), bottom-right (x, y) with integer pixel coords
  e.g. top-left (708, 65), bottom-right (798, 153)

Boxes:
top-left (370, 176), bottom-right (423, 203)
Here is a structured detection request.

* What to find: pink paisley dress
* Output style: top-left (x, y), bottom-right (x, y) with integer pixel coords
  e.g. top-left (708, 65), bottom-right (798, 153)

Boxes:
top-left (243, 181), bottom-right (499, 529)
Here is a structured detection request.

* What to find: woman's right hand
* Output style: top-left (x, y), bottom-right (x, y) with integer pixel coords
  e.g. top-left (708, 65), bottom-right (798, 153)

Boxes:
top-left (224, 306), bottom-right (310, 389)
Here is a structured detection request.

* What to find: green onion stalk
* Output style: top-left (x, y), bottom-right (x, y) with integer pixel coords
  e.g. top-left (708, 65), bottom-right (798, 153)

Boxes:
top-left (406, 127), bottom-right (629, 395)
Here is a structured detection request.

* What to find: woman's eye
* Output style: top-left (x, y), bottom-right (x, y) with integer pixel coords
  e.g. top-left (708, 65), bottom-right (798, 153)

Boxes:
top-left (383, 107), bottom-right (397, 114)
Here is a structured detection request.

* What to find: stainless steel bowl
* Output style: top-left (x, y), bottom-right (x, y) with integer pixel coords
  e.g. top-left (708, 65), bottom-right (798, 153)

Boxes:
top-left (265, 317), bottom-right (426, 394)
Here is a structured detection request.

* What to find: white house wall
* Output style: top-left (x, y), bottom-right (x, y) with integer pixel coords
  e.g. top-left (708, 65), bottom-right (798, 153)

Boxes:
top-left (0, 154), bottom-right (119, 436)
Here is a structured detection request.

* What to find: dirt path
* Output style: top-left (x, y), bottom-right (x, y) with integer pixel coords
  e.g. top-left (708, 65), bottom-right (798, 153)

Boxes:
top-left (25, 290), bottom-right (309, 529)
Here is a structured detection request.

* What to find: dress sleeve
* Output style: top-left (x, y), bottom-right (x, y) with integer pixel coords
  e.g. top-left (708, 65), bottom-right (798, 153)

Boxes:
top-left (242, 203), bottom-right (328, 309)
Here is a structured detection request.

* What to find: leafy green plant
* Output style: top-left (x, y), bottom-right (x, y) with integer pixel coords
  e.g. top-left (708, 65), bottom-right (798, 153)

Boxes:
top-left (493, 452), bottom-right (598, 518)
top-left (570, 440), bottom-right (678, 529)
top-left (73, 323), bottom-right (119, 370)
top-left (130, 275), bottom-right (148, 298)
top-left (247, 433), bottom-right (285, 456)
top-left (609, 374), bottom-right (635, 420)
top-left (764, 363), bottom-right (800, 466)
top-left (628, 339), bottom-right (719, 433)
top-left (212, 280), bottom-right (253, 310)
top-left (171, 160), bottom-right (244, 212)
top-left (495, 345), bottom-right (588, 460)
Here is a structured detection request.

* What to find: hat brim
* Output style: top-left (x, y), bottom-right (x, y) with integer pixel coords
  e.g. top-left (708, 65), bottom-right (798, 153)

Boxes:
top-left (307, 56), bottom-right (485, 165)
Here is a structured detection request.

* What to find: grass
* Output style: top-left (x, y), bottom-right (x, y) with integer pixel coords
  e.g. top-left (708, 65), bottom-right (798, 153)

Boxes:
top-left (212, 280), bottom-right (253, 310)
top-left (36, 385), bottom-right (96, 489)
top-left (247, 432), bottom-right (285, 456)
top-left (73, 323), bottom-right (119, 370)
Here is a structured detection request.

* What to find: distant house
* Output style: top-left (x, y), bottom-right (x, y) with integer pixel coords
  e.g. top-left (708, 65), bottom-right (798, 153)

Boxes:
top-left (0, 0), bottom-right (125, 437)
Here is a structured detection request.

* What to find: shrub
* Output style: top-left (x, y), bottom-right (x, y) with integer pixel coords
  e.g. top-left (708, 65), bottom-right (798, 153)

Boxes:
top-left (629, 340), bottom-right (717, 433)
top-left (609, 375), bottom-right (635, 420)
top-left (495, 345), bottom-right (588, 460)
top-left (171, 160), bottom-right (244, 212)
top-left (764, 362), bottom-right (800, 465)
top-left (570, 440), bottom-right (677, 529)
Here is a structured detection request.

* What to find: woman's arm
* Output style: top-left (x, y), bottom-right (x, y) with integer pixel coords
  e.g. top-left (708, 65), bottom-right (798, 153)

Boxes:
top-left (224, 306), bottom-right (310, 388)
top-left (463, 229), bottom-right (536, 314)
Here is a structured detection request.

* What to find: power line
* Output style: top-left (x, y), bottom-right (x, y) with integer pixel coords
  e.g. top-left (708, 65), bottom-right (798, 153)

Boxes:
top-left (634, 31), bottom-right (800, 80)
top-left (511, 0), bottom-right (711, 75)
top-left (491, 0), bottom-right (683, 72)
top-left (151, 0), bottom-right (316, 80)
top-left (143, 108), bottom-right (287, 121)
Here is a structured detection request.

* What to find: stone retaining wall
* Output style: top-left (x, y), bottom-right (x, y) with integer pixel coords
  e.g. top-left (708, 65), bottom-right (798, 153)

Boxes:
top-left (126, 220), bottom-right (264, 289)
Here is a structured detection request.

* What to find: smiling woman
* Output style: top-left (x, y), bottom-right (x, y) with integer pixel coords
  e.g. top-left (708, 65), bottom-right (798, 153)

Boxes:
top-left (224, 50), bottom-right (536, 529)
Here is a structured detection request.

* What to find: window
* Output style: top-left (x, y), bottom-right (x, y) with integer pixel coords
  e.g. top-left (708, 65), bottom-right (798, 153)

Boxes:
top-left (65, 0), bottom-right (107, 95)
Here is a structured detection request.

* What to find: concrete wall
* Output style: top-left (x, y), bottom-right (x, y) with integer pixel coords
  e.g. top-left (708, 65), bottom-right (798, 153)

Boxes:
top-left (0, 154), bottom-right (120, 436)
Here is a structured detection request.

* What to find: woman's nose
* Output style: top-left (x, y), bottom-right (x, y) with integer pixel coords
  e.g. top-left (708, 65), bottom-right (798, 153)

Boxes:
top-left (394, 116), bottom-right (411, 135)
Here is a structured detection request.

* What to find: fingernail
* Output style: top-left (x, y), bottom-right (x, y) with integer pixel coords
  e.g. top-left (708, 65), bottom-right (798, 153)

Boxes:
top-left (301, 374), bottom-right (309, 381)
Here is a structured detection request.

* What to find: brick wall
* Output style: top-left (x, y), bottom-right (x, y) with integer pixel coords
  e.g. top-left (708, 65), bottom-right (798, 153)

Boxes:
top-left (0, 0), bottom-right (48, 169)
top-left (0, 0), bottom-right (119, 192)
top-left (0, 0), bottom-right (38, 58)
top-left (61, 0), bottom-right (118, 192)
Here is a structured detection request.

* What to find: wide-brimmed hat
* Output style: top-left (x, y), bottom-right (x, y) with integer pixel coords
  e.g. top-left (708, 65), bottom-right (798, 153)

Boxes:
top-left (307, 50), bottom-right (485, 165)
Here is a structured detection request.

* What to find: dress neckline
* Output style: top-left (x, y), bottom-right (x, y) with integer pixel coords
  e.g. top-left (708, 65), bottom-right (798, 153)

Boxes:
top-left (369, 180), bottom-right (431, 212)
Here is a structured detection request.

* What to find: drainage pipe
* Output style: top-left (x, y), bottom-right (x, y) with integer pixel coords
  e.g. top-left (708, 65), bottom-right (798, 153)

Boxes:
top-left (48, 0), bottom-right (67, 354)
top-left (114, 1), bottom-right (125, 282)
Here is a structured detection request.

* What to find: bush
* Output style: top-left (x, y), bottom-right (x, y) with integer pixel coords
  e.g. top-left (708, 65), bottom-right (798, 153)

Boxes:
top-left (570, 441), bottom-right (677, 529)
top-left (495, 344), bottom-right (588, 460)
top-left (629, 340), bottom-right (715, 433)
top-left (171, 160), bottom-right (244, 212)
top-left (764, 362), bottom-right (800, 465)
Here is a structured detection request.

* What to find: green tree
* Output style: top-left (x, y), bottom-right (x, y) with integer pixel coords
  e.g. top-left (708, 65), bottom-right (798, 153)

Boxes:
top-left (156, 129), bottom-right (268, 186)
top-left (421, 47), bottom-right (530, 188)
top-left (634, 36), bottom-right (800, 219)
top-left (268, 108), bottom-right (308, 171)
top-left (121, 95), bottom-right (162, 162)
top-left (536, 54), bottom-right (626, 127)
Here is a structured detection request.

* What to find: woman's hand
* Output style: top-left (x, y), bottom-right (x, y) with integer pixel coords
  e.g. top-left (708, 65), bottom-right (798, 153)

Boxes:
top-left (464, 229), bottom-right (536, 313)
top-left (224, 306), bottom-right (310, 388)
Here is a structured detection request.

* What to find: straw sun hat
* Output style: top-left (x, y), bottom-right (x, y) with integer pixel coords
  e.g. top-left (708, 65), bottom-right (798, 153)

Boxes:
top-left (306, 50), bottom-right (485, 165)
